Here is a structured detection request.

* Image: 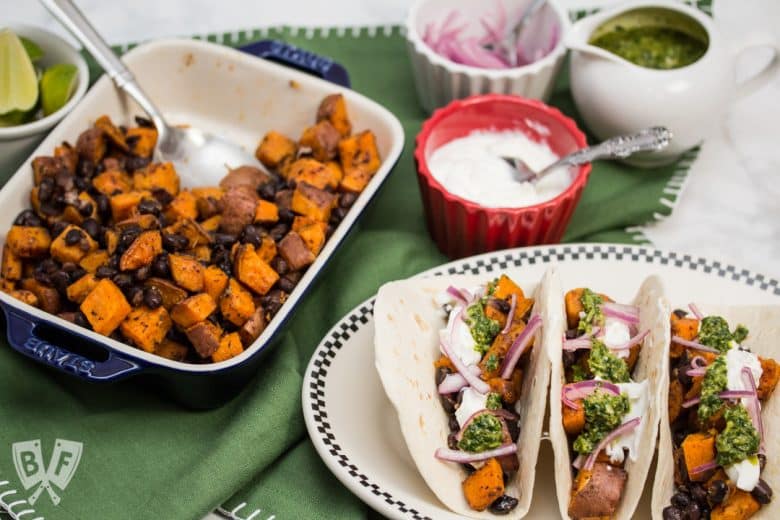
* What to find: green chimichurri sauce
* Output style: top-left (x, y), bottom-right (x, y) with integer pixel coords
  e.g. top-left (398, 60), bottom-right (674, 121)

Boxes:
top-left (698, 354), bottom-right (727, 421)
top-left (573, 389), bottom-right (630, 455)
top-left (716, 405), bottom-right (759, 467)
top-left (458, 413), bottom-right (504, 452)
top-left (590, 26), bottom-right (707, 70)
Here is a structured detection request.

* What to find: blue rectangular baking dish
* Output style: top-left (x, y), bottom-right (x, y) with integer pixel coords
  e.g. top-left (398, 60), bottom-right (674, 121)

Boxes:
top-left (0, 38), bottom-right (404, 408)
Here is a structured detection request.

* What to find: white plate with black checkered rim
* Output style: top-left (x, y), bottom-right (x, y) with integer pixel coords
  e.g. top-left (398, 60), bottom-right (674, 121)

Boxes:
top-left (301, 243), bottom-right (780, 520)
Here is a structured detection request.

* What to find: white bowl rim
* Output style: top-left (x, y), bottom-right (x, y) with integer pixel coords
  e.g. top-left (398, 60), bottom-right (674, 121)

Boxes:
top-left (405, 0), bottom-right (571, 78)
top-left (0, 23), bottom-right (90, 140)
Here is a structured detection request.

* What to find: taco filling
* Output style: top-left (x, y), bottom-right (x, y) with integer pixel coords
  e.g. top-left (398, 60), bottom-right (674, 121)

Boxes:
top-left (433, 274), bottom-right (541, 514)
top-left (561, 288), bottom-right (651, 519)
top-left (663, 306), bottom-right (779, 520)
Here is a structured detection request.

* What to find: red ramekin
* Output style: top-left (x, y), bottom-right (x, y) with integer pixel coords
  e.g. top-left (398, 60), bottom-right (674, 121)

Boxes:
top-left (414, 94), bottom-right (591, 259)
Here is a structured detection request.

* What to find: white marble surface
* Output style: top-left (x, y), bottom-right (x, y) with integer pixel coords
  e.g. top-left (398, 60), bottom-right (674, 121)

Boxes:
top-left (7, 0), bottom-right (778, 278)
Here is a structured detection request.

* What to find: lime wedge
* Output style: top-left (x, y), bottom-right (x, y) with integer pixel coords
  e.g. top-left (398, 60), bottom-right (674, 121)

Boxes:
top-left (40, 63), bottom-right (78, 116)
top-left (20, 36), bottom-right (44, 62)
top-left (0, 29), bottom-right (39, 114)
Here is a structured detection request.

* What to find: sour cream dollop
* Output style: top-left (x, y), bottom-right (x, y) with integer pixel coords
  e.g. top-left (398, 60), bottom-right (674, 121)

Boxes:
top-left (428, 130), bottom-right (574, 208)
top-left (605, 380), bottom-right (649, 464)
top-left (456, 387), bottom-right (489, 428)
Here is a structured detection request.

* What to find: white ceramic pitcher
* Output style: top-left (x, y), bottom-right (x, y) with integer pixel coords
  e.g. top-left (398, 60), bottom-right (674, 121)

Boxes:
top-left (567, 0), bottom-right (779, 166)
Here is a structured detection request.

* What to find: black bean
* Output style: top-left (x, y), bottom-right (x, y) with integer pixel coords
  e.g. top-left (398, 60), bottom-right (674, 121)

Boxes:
top-left (435, 366), bottom-right (452, 386)
top-left (61, 262), bottom-right (78, 273)
top-left (39, 258), bottom-right (59, 274)
top-left (69, 268), bottom-right (86, 282)
top-left (241, 225), bottom-right (262, 247)
top-left (689, 484), bottom-right (707, 506)
top-left (752, 479), bottom-right (773, 504)
top-left (676, 367), bottom-right (692, 387)
top-left (38, 177), bottom-right (55, 202)
top-left (50, 220), bottom-right (68, 238)
top-left (671, 492), bottom-right (691, 509)
top-left (73, 176), bottom-right (88, 191)
top-left (489, 495), bottom-right (519, 515)
top-left (127, 286), bottom-right (144, 307)
top-left (33, 270), bottom-right (51, 285)
top-left (134, 115), bottom-right (154, 128)
top-left (152, 188), bottom-right (173, 206)
top-left (447, 414), bottom-right (459, 433)
top-left (278, 277), bottom-right (296, 293)
top-left (339, 192), bottom-right (357, 208)
top-left (50, 271), bottom-right (70, 293)
top-left (285, 178), bottom-right (297, 190)
top-left (258, 182), bottom-right (277, 200)
top-left (77, 159), bottom-right (95, 178)
top-left (143, 286), bottom-right (163, 309)
top-left (329, 207), bottom-right (348, 225)
top-left (64, 228), bottom-right (83, 246)
top-left (759, 453), bottom-right (767, 471)
top-left (118, 230), bottom-right (141, 251)
top-left (684, 502), bottom-right (701, 520)
top-left (74, 312), bottom-right (90, 328)
top-left (707, 480), bottom-right (727, 505)
top-left (79, 202), bottom-right (93, 217)
top-left (125, 155), bottom-right (151, 172)
top-left (112, 273), bottom-right (133, 290)
top-left (672, 429), bottom-right (687, 448)
top-left (278, 208), bottom-right (295, 223)
top-left (134, 265), bottom-right (151, 282)
top-left (506, 419), bottom-right (520, 442)
top-left (662, 506), bottom-right (684, 520)
top-left (13, 209), bottom-right (43, 227)
top-left (269, 223), bottom-right (289, 242)
top-left (673, 309), bottom-right (688, 319)
top-left (82, 218), bottom-right (101, 240)
top-left (214, 233), bottom-right (236, 247)
top-left (447, 433), bottom-right (458, 450)
top-left (162, 232), bottom-right (188, 252)
top-left (94, 193), bottom-right (110, 218)
top-left (151, 254), bottom-right (170, 277)
top-left (137, 198), bottom-right (161, 216)
top-left (107, 255), bottom-right (120, 270)
top-left (270, 256), bottom-right (289, 276)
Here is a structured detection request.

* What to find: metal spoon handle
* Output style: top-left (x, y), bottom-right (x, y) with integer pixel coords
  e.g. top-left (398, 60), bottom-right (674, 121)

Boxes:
top-left (40, 0), bottom-right (169, 135)
top-left (544, 126), bottom-right (673, 174)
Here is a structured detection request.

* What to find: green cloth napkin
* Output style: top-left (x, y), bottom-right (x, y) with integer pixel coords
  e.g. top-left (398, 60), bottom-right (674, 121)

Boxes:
top-left (0, 25), bottom-right (697, 520)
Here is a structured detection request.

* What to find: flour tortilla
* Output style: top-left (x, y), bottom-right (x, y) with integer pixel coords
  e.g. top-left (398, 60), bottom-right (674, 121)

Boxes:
top-left (547, 272), bottom-right (670, 520)
top-left (651, 305), bottom-right (780, 520)
top-left (374, 271), bottom-right (554, 519)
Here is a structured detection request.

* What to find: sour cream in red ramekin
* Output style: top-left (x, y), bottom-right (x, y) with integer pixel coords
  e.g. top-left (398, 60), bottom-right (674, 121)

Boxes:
top-left (427, 129), bottom-right (574, 208)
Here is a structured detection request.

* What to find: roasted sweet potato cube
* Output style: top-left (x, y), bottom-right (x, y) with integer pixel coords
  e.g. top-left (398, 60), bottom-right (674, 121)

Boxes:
top-left (50, 225), bottom-right (97, 263)
top-left (189, 245), bottom-right (210, 263)
top-left (299, 120), bottom-right (341, 162)
top-left (31, 156), bottom-right (67, 185)
top-left (234, 244), bottom-right (279, 295)
top-left (120, 306), bottom-right (172, 353)
top-left (203, 265), bottom-right (229, 302)
top-left (462, 457), bottom-right (504, 511)
top-left (80, 279), bottom-right (132, 335)
top-left (66, 273), bottom-right (99, 304)
top-left (169, 254), bottom-right (204, 292)
top-left (338, 130), bottom-right (380, 193)
top-left (287, 158), bottom-right (330, 190)
top-left (219, 186), bottom-right (259, 236)
top-left (76, 127), bottom-right (106, 163)
top-left (155, 338), bottom-right (188, 361)
top-left (185, 320), bottom-right (223, 358)
top-left (317, 93), bottom-right (351, 137)
top-left (669, 378), bottom-right (684, 423)
top-left (0, 278), bottom-right (14, 292)
top-left (682, 431), bottom-right (717, 482)
top-left (120, 230), bottom-right (162, 271)
top-left (93, 170), bottom-right (132, 195)
top-left (144, 277), bottom-right (187, 309)
top-left (493, 274), bottom-right (525, 300)
top-left (54, 142), bottom-right (78, 174)
top-left (275, 189), bottom-right (293, 212)
top-left (710, 489), bottom-right (760, 520)
top-left (133, 162), bottom-right (180, 196)
top-left (239, 306), bottom-right (266, 346)
top-left (254, 200), bottom-right (279, 224)
top-left (6, 226), bottom-right (51, 258)
top-left (110, 190), bottom-right (152, 222)
top-left (192, 186), bottom-right (224, 202)
top-left (166, 219), bottom-right (211, 249)
top-left (79, 250), bottom-right (109, 273)
top-left (200, 215), bottom-right (221, 233)
top-left (212, 332), bottom-right (244, 363)
top-left (278, 231), bottom-right (315, 271)
top-left (291, 182), bottom-right (337, 222)
top-left (164, 190), bottom-right (198, 221)
top-left (671, 312), bottom-right (700, 358)
top-left (116, 214), bottom-right (159, 232)
top-left (171, 293), bottom-right (217, 329)
top-left (323, 161), bottom-right (343, 189)
top-left (292, 216), bottom-right (327, 234)
top-left (194, 187), bottom-right (223, 220)
top-left (62, 192), bottom-right (98, 224)
top-left (255, 130), bottom-right (297, 169)
top-left (563, 400), bottom-right (586, 435)
top-left (95, 115), bottom-right (128, 151)
top-left (126, 126), bottom-right (158, 158)
top-left (568, 463), bottom-right (627, 519)
top-left (220, 166), bottom-right (271, 191)
top-left (758, 356), bottom-right (779, 400)
top-left (220, 278), bottom-right (255, 326)
top-left (1, 245), bottom-right (22, 280)
top-left (21, 278), bottom-right (60, 313)
top-left (296, 220), bottom-right (326, 255)
top-left (8, 289), bottom-right (38, 307)
top-left (256, 236), bottom-right (277, 264)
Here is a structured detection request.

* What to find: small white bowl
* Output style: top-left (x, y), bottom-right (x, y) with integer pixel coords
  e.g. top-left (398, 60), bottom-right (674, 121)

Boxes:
top-left (0, 24), bottom-right (89, 175)
top-left (405, 0), bottom-right (570, 113)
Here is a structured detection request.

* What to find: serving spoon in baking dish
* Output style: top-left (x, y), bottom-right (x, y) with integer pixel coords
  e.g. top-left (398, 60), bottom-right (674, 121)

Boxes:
top-left (41, 0), bottom-right (259, 184)
top-left (503, 126), bottom-right (673, 183)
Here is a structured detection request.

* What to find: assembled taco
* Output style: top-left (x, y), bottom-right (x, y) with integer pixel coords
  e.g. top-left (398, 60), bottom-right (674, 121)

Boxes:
top-left (652, 305), bottom-right (780, 520)
top-left (374, 270), bottom-right (555, 518)
top-left (548, 273), bottom-right (669, 520)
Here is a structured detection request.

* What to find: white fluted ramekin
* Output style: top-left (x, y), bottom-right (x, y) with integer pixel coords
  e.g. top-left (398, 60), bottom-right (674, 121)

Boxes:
top-left (405, 0), bottom-right (570, 113)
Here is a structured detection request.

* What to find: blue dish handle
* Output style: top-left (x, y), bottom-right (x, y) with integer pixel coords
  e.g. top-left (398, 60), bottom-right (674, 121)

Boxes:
top-left (3, 306), bottom-right (142, 382)
top-left (238, 39), bottom-right (351, 88)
